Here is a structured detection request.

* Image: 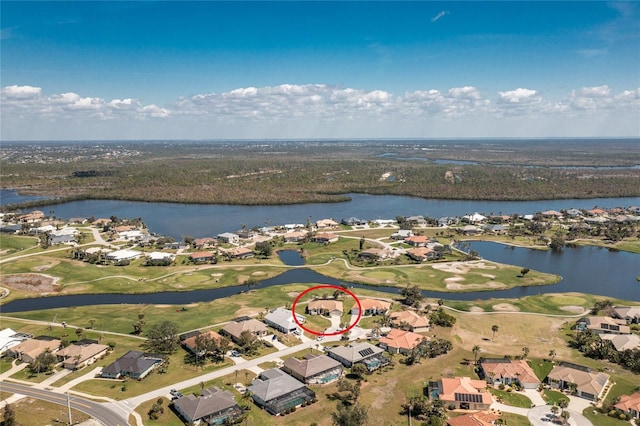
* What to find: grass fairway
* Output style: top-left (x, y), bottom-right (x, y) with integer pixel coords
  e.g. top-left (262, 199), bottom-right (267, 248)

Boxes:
top-left (0, 234), bottom-right (38, 255)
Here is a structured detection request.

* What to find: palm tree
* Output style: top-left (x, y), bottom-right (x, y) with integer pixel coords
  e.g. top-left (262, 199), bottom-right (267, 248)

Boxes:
top-left (491, 325), bottom-right (499, 341)
top-left (548, 349), bottom-right (557, 362)
top-left (521, 346), bottom-right (529, 359)
top-left (550, 405), bottom-right (559, 418)
top-left (472, 345), bottom-right (481, 365)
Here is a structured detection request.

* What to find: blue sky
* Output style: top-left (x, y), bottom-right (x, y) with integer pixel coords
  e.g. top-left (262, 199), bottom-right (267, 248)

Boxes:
top-left (2, 1), bottom-right (639, 140)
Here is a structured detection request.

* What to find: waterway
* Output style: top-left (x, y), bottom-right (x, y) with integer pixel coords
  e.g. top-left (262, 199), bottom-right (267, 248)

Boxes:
top-left (3, 190), bottom-right (639, 240)
top-left (2, 242), bottom-right (638, 313)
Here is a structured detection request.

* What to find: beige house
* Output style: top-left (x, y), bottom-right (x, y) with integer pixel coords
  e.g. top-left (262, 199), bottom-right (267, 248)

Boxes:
top-left (351, 299), bottom-right (391, 316)
top-left (546, 363), bottom-right (610, 401)
top-left (220, 319), bottom-right (268, 343)
top-left (389, 310), bottom-right (430, 332)
top-left (577, 316), bottom-right (631, 334)
top-left (479, 358), bottom-right (541, 389)
top-left (282, 353), bottom-right (343, 385)
top-left (307, 299), bottom-right (343, 316)
top-left (8, 338), bottom-right (61, 363)
top-left (56, 343), bottom-right (109, 370)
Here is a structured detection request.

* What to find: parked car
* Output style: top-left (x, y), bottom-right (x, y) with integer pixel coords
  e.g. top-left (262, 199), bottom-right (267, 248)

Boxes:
top-left (170, 389), bottom-right (183, 399)
top-left (230, 350), bottom-right (240, 357)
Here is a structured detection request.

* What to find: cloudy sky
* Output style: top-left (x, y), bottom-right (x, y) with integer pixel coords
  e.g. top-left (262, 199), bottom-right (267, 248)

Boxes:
top-left (2, 1), bottom-right (639, 140)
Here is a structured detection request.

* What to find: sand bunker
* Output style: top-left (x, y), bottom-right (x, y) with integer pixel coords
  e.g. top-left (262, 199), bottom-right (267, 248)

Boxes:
top-left (0, 273), bottom-right (59, 293)
top-left (560, 305), bottom-right (585, 314)
top-left (469, 306), bottom-right (485, 312)
top-left (492, 303), bottom-right (520, 312)
top-left (446, 282), bottom-right (506, 290)
top-left (433, 261), bottom-right (496, 274)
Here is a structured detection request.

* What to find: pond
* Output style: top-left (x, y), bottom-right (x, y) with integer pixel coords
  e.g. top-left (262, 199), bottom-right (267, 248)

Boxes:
top-left (277, 250), bottom-right (305, 266)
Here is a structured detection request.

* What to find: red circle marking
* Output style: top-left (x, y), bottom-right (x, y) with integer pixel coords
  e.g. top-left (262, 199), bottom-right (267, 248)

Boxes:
top-left (291, 285), bottom-right (362, 337)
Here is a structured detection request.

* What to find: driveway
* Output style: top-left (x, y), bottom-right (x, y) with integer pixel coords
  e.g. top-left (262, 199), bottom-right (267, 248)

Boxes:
top-left (527, 405), bottom-right (592, 426)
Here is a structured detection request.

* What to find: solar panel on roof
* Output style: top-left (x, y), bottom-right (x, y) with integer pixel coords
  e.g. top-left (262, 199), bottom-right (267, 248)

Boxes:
top-left (454, 393), bottom-right (483, 403)
top-left (358, 348), bottom-right (374, 357)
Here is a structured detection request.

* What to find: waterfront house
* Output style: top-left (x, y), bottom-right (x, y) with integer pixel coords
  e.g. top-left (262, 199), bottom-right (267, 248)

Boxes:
top-left (247, 368), bottom-right (316, 415)
top-left (220, 318), bottom-right (268, 344)
top-left (479, 358), bottom-right (541, 389)
top-left (217, 232), bottom-right (239, 245)
top-left (307, 299), bottom-right (343, 316)
top-left (8, 337), bottom-right (60, 363)
top-left (264, 308), bottom-right (305, 334)
top-left (378, 329), bottom-right (427, 355)
top-left (284, 230), bottom-right (308, 243)
top-left (282, 353), bottom-right (343, 385)
top-left (614, 393), bottom-right (640, 420)
top-left (406, 215), bottom-right (428, 227)
top-left (327, 342), bottom-right (388, 371)
top-left (437, 217), bottom-right (458, 227)
top-left (389, 310), bottom-right (430, 332)
top-left (351, 299), bottom-right (391, 316)
top-left (56, 342), bottom-right (109, 370)
top-left (341, 217), bottom-right (367, 226)
top-left (101, 350), bottom-right (163, 380)
top-left (462, 213), bottom-right (487, 225)
top-left (193, 237), bottom-right (218, 249)
top-left (546, 362), bottom-right (610, 401)
top-left (316, 218), bottom-right (339, 229)
top-left (428, 376), bottom-right (492, 410)
top-left (173, 387), bottom-right (243, 425)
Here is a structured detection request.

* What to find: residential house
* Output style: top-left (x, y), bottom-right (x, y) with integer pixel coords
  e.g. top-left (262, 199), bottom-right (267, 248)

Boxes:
top-left (389, 310), bottom-right (430, 332)
top-left (611, 306), bottom-right (640, 324)
top-left (226, 247), bottom-right (254, 259)
top-left (17, 210), bottom-right (45, 223)
top-left (358, 248), bottom-right (388, 261)
top-left (437, 217), bottom-right (458, 227)
top-left (599, 334), bottom-right (640, 351)
top-left (565, 209), bottom-right (583, 218)
top-left (404, 235), bottom-right (430, 247)
top-left (586, 208), bottom-right (607, 216)
top-left (307, 299), bottom-right (343, 316)
top-left (327, 342), bottom-right (388, 371)
top-left (105, 249), bottom-right (142, 262)
top-left (284, 230), bottom-right (308, 243)
top-left (282, 353), bottom-right (343, 385)
top-left (236, 229), bottom-right (255, 239)
top-left (316, 219), bottom-right (339, 229)
top-left (406, 215), bottom-right (428, 227)
top-left (576, 316), bottom-right (631, 335)
top-left (351, 299), bottom-right (391, 316)
top-left (0, 329), bottom-right (30, 355)
top-left (428, 376), bottom-right (492, 410)
top-left (479, 358), bottom-right (541, 389)
top-left (118, 230), bottom-right (145, 241)
top-left (247, 368), bottom-right (316, 415)
top-left (446, 412), bottom-right (500, 426)
top-left (217, 232), bottom-right (239, 245)
top-left (459, 225), bottom-right (484, 236)
top-left (163, 241), bottom-right (189, 250)
top-left (220, 319), bottom-right (268, 344)
top-left (182, 331), bottom-right (230, 356)
top-left (483, 224), bottom-right (508, 235)
top-left (92, 218), bottom-right (112, 226)
top-left (541, 210), bottom-right (563, 219)
top-left (68, 217), bottom-right (88, 225)
top-left (193, 237), bottom-right (218, 250)
top-left (341, 217), bottom-right (367, 226)
top-left (390, 229), bottom-right (413, 240)
top-left (312, 233), bottom-right (339, 244)
top-left (372, 219), bottom-right (397, 227)
top-left (189, 251), bottom-right (215, 263)
top-left (462, 213), bottom-right (487, 225)
top-left (56, 342), bottom-right (109, 370)
top-left (614, 393), bottom-right (640, 420)
top-left (378, 329), bottom-right (427, 355)
top-left (101, 350), bottom-right (163, 380)
top-left (406, 247), bottom-right (440, 262)
top-left (173, 386), bottom-right (244, 425)
top-left (264, 308), bottom-right (306, 334)
top-left (546, 362), bottom-right (610, 401)
top-left (8, 337), bottom-right (60, 363)
top-left (146, 252), bottom-right (175, 264)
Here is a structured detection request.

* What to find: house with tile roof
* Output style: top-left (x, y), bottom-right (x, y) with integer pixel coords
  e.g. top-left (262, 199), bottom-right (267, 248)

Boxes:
top-left (312, 233), bottom-right (339, 244)
top-left (327, 342), bottom-right (388, 371)
top-left (8, 337), bottom-right (61, 363)
top-left (226, 246), bottom-right (254, 259)
top-left (247, 368), bottom-right (316, 415)
top-left (173, 387), bottom-right (243, 425)
top-left (446, 411), bottom-right (500, 426)
top-left (546, 362), bottom-right (610, 401)
top-left (182, 330), bottom-right (230, 357)
top-left (220, 318), bottom-right (268, 344)
top-left (428, 376), bottom-right (492, 410)
top-left (188, 251), bottom-right (215, 263)
top-left (193, 237), bottom-right (218, 249)
top-left (406, 247), bottom-right (441, 262)
top-left (351, 299), bottom-right (391, 316)
top-left (101, 350), bottom-right (163, 380)
top-left (56, 342), bottom-right (109, 370)
top-left (405, 235), bottom-right (430, 247)
top-left (378, 329), bottom-right (427, 355)
top-left (358, 248), bottom-right (388, 261)
top-left (316, 218), bottom-right (339, 229)
top-left (282, 353), bottom-right (343, 385)
top-left (307, 299), bottom-right (343, 316)
top-left (479, 358), bottom-right (541, 389)
top-left (389, 310), bottom-right (430, 332)
top-left (614, 392), bottom-right (640, 419)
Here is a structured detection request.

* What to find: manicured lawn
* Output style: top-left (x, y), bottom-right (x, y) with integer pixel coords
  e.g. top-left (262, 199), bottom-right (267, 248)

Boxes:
top-left (0, 234), bottom-right (38, 254)
top-left (605, 377), bottom-right (640, 404)
top-left (0, 356), bottom-right (15, 374)
top-left (488, 387), bottom-right (533, 408)
top-left (543, 389), bottom-right (570, 405)
top-left (499, 412), bottom-right (534, 426)
top-left (528, 358), bottom-right (555, 381)
top-left (583, 408), bottom-right (631, 426)
top-left (134, 397), bottom-right (184, 426)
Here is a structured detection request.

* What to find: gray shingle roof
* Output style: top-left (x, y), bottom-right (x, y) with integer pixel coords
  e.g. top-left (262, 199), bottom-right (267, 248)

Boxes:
top-left (247, 368), bottom-right (306, 402)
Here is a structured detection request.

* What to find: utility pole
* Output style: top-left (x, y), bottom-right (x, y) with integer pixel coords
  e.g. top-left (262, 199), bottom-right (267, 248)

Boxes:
top-left (67, 392), bottom-right (72, 425)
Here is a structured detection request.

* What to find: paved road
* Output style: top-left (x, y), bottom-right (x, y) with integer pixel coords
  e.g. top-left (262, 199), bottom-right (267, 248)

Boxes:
top-left (0, 381), bottom-right (129, 426)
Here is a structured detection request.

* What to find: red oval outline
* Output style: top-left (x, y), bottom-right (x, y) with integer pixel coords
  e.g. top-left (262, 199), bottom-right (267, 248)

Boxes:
top-left (291, 285), bottom-right (362, 336)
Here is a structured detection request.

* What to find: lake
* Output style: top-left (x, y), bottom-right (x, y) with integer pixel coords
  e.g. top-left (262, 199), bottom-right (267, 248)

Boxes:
top-left (4, 189), bottom-right (639, 240)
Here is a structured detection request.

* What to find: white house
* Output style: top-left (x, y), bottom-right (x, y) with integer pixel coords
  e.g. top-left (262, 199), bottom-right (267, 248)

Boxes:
top-left (264, 308), bottom-right (306, 334)
top-left (105, 249), bottom-right (142, 262)
top-left (217, 232), bottom-right (239, 244)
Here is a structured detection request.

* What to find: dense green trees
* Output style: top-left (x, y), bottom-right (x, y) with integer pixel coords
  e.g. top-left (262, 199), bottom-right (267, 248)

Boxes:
top-left (144, 321), bottom-right (180, 354)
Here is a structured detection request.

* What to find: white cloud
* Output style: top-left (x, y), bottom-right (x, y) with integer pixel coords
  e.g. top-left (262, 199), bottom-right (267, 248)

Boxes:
top-left (2, 83), bottom-right (639, 139)
top-left (431, 10), bottom-right (450, 22)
